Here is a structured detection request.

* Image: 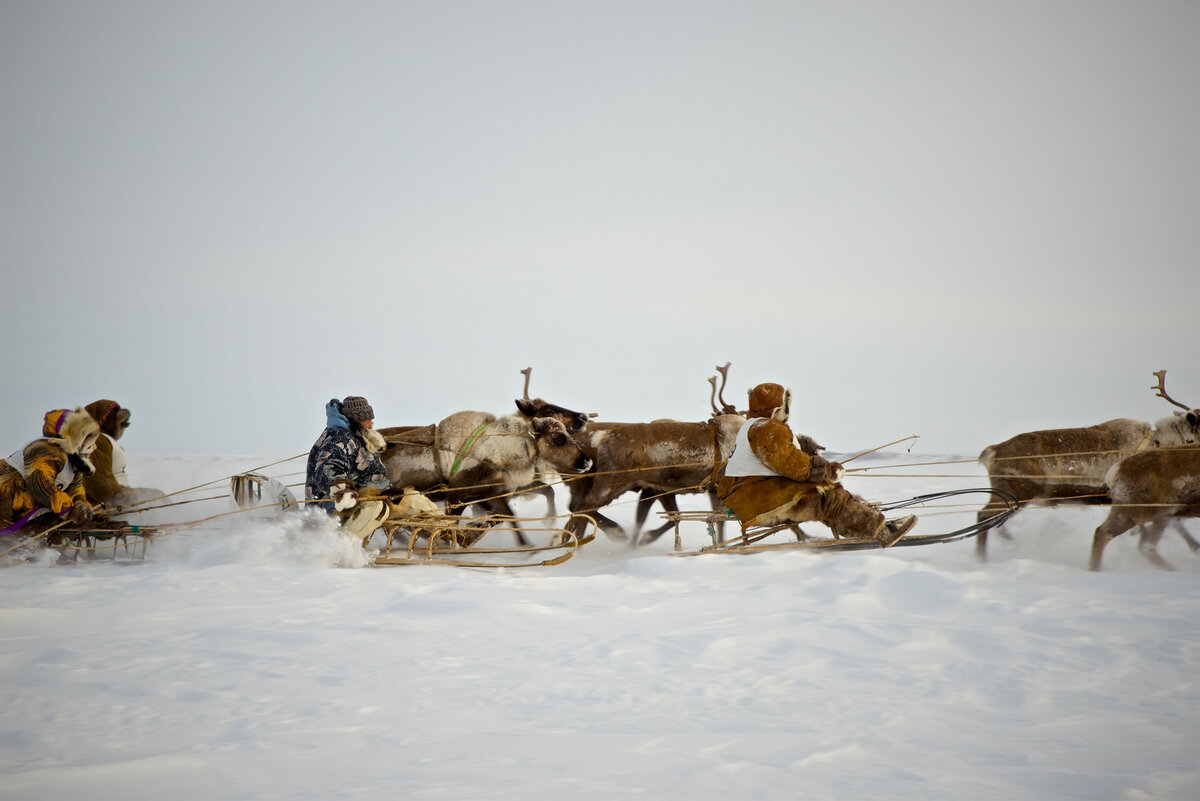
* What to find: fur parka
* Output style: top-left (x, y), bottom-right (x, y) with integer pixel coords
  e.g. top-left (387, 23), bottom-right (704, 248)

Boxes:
top-left (716, 384), bottom-right (835, 528)
top-left (82, 400), bottom-right (131, 504)
top-left (305, 400), bottom-right (390, 512)
top-left (1, 408), bottom-right (99, 532)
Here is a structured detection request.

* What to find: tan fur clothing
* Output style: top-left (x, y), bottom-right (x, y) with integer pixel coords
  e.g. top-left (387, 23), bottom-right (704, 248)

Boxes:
top-left (717, 385), bottom-right (885, 538)
top-left (1, 409), bottom-right (98, 530)
top-left (718, 417), bottom-right (821, 525)
top-left (84, 435), bottom-right (124, 503)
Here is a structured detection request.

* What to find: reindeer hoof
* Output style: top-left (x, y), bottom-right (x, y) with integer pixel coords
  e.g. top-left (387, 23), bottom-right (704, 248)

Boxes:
top-left (602, 528), bottom-right (628, 543)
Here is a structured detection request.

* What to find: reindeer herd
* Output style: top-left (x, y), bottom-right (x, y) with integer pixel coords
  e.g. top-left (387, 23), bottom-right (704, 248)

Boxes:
top-left (976, 370), bottom-right (1199, 570)
top-left (375, 367), bottom-right (1200, 571)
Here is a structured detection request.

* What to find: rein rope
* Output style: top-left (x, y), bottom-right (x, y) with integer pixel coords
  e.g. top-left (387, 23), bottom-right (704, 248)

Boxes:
top-left (8, 438), bottom-right (1195, 555)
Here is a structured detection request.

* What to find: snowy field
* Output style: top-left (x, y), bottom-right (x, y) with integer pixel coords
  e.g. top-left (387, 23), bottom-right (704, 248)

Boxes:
top-left (2, 451), bottom-right (1198, 801)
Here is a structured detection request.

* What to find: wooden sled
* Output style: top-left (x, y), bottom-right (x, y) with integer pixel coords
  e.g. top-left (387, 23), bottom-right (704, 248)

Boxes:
top-left (371, 513), bottom-right (598, 568)
top-left (44, 520), bottom-right (159, 562)
top-left (663, 489), bottom-right (1019, 557)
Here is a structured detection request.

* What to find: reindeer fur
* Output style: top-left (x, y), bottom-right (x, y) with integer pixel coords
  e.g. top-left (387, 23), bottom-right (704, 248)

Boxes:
top-left (1090, 445), bottom-right (1200, 570)
top-left (977, 414), bottom-right (1200, 560)
top-left (565, 414), bottom-right (745, 543)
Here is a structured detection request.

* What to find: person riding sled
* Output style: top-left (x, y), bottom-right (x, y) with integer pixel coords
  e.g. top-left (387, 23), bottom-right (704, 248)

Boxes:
top-left (305, 395), bottom-right (391, 545)
top-left (82, 399), bottom-right (167, 513)
top-left (716, 383), bottom-right (916, 547)
top-left (1, 408), bottom-right (101, 535)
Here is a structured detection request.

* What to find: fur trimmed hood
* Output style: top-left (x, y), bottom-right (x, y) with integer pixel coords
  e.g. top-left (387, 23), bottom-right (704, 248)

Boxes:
top-left (747, 383), bottom-right (792, 423)
top-left (85, 399), bottom-right (131, 439)
top-left (39, 408), bottom-right (100, 475)
top-left (361, 427), bottom-right (386, 454)
top-left (42, 408), bottom-right (101, 458)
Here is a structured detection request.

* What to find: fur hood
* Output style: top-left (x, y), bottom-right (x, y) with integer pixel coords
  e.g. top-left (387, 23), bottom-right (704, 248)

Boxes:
top-left (85, 399), bottom-right (131, 439)
top-left (747, 383), bottom-right (792, 423)
top-left (42, 408), bottom-right (101, 458)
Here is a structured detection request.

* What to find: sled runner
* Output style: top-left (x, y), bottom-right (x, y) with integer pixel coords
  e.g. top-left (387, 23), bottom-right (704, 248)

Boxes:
top-left (663, 488), bottom-right (1019, 557)
top-left (371, 512), bottom-right (598, 568)
top-left (44, 520), bottom-right (159, 562)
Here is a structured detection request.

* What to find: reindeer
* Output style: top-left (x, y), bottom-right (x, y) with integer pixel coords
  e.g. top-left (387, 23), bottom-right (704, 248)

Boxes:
top-left (564, 413), bottom-right (746, 544)
top-left (626, 363), bottom-right (750, 544)
top-left (976, 371), bottom-right (1200, 560)
top-left (378, 399), bottom-right (593, 546)
top-left (508, 367), bottom-right (595, 520)
top-left (623, 363), bottom-right (824, 545)
top-left (1090, 445), bottom-right (1200, 571)
top-left (557, 364), bottom-right (748, 545)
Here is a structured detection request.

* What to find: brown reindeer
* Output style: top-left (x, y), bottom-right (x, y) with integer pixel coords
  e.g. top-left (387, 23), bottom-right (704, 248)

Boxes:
top-left (564, 414), bottom-right (746, 543)
top-left (1090, 445), bottom-right (1200, 571)
top-left (623, 364), bottom-right (823, 546)
top-left (976, 371), bottom-right (1200, 560)
top-left (560, 364), bottom-right (749, 545)
top-left (378, 402), bottom-right (593, 546)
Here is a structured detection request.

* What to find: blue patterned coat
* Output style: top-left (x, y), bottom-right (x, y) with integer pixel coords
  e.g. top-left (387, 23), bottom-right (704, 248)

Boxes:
top-left (305, 400), bottom-right (389, 512)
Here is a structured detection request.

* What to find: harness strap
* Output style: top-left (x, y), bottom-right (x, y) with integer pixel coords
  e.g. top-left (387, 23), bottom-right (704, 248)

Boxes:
top-left (449, 421), bottom-right (492, 478)
top-left (704, 419), bottom-right (723, 489)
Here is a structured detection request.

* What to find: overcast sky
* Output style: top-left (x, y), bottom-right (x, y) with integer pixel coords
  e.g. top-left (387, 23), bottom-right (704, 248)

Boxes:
top-left (2, 0), bottom-right (1197, 460)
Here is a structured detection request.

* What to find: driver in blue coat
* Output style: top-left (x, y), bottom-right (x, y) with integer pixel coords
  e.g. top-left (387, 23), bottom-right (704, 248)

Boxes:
top-left (305, 395), bottom-right (391, 544)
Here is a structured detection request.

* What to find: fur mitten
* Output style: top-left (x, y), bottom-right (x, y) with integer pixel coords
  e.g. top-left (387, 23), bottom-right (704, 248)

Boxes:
top-left (807, 457), bottom-right (845, 485)
top-left (794, 434), bottom-right (825, 455)
top-left (331, 479), bottom-right (358, 511)
top-left (68, 502), bottom-right (93, 524)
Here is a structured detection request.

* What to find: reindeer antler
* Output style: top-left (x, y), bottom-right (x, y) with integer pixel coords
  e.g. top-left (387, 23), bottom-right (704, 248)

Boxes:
top-left (707, 376), bottom-right (720, 416)
top-left (714, 362), bottom-right (738, 414)
top-left (1151, 370), bottom-right (1192, 411)
top-left (521, 367), bottom-right (532, 402)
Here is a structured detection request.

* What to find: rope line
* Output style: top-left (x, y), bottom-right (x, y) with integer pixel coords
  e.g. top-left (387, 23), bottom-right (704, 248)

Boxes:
top-left (9, 437), bottom-right (1193, 558)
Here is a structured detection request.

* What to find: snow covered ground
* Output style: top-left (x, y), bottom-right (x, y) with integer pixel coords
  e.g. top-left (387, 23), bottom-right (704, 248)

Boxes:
top-left (2, 452), bottom-right (1198, 801)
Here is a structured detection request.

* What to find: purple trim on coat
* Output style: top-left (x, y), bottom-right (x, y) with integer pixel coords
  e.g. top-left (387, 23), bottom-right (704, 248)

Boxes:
top-left (1, 508), bottom-right (43, 534)
top-left (53, 411), bottom-right (67, 436)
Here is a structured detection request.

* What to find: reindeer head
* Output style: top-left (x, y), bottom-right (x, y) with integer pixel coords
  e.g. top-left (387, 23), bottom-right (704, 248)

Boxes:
top-left (530, 416), bottom-right (593, 474)
top-left (1150, 370), bottom-right (1200, 446)
top-left (515, 367), bottom-right (593, 433)
top-left (515, 397), bottom-right (591, 434)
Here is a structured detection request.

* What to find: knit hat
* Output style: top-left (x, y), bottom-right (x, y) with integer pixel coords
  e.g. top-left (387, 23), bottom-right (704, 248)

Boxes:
top-left (341, 395), bottom-right (375, 423)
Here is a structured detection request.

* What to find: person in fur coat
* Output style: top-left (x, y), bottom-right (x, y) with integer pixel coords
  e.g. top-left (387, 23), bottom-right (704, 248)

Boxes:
top-left (305, 396), bottom-right (391, 543)
top-left (717, 383), bottom-right (916, 547)
top-left (82, 399), bottom-right (167, 512)
top-left (1, 408), bottom-right (101, 534)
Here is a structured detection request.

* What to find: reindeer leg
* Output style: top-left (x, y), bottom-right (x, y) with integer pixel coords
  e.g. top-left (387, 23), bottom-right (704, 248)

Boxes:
top-left (478, 498), bottom-right (528, 547)
top-left (566, 508), bottom-right (627, 541)
top-left (1137, 519), bottom-right (1175, 571)
top-left (537, 481), bottom-right (557, 521)
top-left (595, 511), bottom-right (628, 541)
top-left (976, 494), bottom-right (1018, 561)
top-left (1090, 508), bottom-right (1137, 572)
top-left (518, 480), bottom-right (556, 524)
top-left (637, 493), bottom-right (679, 547)
top-left (1171, 520), bottom-right (1200, 554)
top-left (631, 488), bottom-right (657, 541)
